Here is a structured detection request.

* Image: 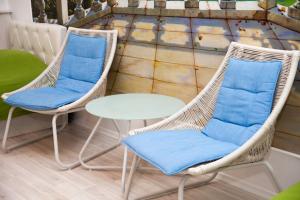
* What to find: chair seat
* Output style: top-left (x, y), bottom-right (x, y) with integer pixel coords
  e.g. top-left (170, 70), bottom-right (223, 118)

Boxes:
top-left (5, 87), bottom-right (86, 110)
top-left (123, 129), bottom-right (239, 175)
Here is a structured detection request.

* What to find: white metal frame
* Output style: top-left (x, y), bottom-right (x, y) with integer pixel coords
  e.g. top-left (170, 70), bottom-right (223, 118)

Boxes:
top-left (1, 27), bottom-right (118, 170)
top-left (79, 119), bottom-right (149, 193)
top-left (123, 158), bottom-right (282, 200)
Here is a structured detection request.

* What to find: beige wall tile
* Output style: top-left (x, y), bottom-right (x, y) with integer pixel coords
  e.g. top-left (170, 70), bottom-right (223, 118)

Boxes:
top-left (276, 105), bottom-right (300, 137)
top-left (157, 31), bottom-right (193, 48)
top-left (108, 14), bottom-right (134, 28)
top-left (154, 62), bottom-right (196, 85)
top-left (156, 45), bottom-right (194, 65)
top-left (84, 24), bottom-right (106, 30)
top-left (287, 81), bottom-right (300, 106)
top-left (111, 55), bottom-right (122, 71)
top-left (116, 41), bottom-right (126, 55)
top-left (191, 18), bottom-right (231, 35)
top-left (228, 20), bottom-right (276, 38)
top-left (131, 15), bottom-right (159, 30)
top-left (152, 80), bottom-right (197, 103)
top-left (270, 23), bottom-right (300, 41)
top-left (280, 40), bottom-right (300, 50)
top-left (194, 49), bottom-right (225, 68)
top-left (123, 42), bottom-right (156, 60)
top-left (159, 17), bottom-right (191, 32)
top-left (119, 56), bottom-right (155, 78)
top-left (107, 71), bottom-right (117, 90)
top-left (106, 26), bottom-right (130, 41)
top-left (193, 33), bottom-right (233, 51)
top-left (273, 131), bottom-right (300, 155)
top-left (233, 36), bottom-right (283, 49)
top-left (196, 67), bottom-right (217, 88)
top-left (128, 28), bottom-right (158, 44)
top-left (112, 73), bottom-right (153, 93)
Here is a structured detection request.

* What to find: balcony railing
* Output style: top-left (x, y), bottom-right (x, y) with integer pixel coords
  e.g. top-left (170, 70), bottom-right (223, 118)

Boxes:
top-left (35, 0), bottom-right (300, 27)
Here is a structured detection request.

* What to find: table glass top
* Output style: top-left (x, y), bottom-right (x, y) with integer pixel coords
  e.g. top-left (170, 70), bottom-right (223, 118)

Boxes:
top-left (86, 93), bottom-right (185, 120)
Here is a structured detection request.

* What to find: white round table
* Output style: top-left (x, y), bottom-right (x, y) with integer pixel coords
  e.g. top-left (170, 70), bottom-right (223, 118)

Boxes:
top-left (78, 93), bottom-right (185, 192)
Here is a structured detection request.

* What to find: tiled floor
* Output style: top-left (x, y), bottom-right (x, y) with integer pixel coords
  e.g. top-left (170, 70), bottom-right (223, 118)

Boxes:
top-left (83, 14), bottom-right (300, 104)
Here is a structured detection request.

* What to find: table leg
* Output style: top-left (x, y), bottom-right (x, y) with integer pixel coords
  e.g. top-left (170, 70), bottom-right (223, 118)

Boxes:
top-left (78, 118), bottom-right (123, 170)
top-left (121, 146), bottom-right (128, 193)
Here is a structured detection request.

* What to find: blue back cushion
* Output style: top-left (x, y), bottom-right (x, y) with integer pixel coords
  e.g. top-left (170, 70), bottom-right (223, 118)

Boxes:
top-left (203, 58), bottom-right (282, 146)
top-left (59, 33), bottom-right (106, 85)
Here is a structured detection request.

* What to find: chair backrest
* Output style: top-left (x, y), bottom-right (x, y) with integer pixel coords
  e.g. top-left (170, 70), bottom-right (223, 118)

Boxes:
top-left (194, 43), bottom-right (299, 137)
top-left (9, 20), bottom-right (66, 64)
top-left (222, 43), bottom-right (298, 113)
top-left (202, 58), bottom-right (282, 146)
top-left (56, 32), bottom-right (107, 94)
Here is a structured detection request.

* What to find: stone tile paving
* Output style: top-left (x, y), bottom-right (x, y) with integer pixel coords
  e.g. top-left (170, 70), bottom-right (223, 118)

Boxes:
top-left (82, 14), bottom-right (300, 104)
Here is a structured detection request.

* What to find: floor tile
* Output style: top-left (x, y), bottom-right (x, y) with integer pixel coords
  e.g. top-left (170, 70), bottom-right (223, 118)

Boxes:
top-left (157, 31), bottom-right (193, 48)
top-left (233, 36), bottom-right (283, 49)
top-left (112, 73), bottom-right (153, 93)
top-left (193, 33), bottom-right (233, 51)
top-left (111, 55), bottom-right (122, 71)
top-left (228, 20), bottom-right (276, 38)
top-left (123, 41), bottom-right (156, 60)
top-left (156, 45), bottom-right (194, 65)
top-left (154, 62), bottom-right (196, 85)
top-left (159, 17), bottom-right (191, 32)
top-left (194, 49), bottom-right (225, 68)
top-left (195, 67), bottom-right (217, 88)
top-left (131, 15), bottom-right (159, 30)
top-left (128, 28), bottom-right (158, 44)
top-left (191, 19), bottom-right (231, 35)
top-left (270, 23), bottom-right (300, 41)
top-left (280, 40), bottom-right (300, 50)
top-left (107, 14), bottom-right (134, 28)
top-left (152, 80), bottom-right (198, 103)
top-left (119, 56), bottom-right (154, 78)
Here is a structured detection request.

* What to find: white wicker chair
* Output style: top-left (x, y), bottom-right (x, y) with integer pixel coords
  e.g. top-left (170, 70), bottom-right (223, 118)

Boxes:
top-left (1, 27), bottom-right (118, 170)
top-left (123, 42), bottom-right (300, 200)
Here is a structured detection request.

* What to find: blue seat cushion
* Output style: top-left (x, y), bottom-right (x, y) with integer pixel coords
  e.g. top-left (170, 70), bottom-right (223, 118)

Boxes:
top-left (5, 87), bottom-right (86, 110)
top-left (123, 129), bottom-right (239, 175)
top-left (203, 58), bottom-right (282, 146)
top-left (5, 33), bottom-right (107, 110)
top-left (59, 32), bottom-right (106, 84)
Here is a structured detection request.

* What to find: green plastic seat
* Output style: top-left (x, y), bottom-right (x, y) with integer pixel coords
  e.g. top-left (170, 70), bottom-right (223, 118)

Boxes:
top-left (0, 49), bottom-right (46, 119)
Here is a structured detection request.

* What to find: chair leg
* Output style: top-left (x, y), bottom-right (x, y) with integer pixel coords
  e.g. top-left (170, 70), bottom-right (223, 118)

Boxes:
top-left (52, 114), bottom-right (81, 170)
top-left (2, 107), bottom-right (16, 151)
top-left (135, 172), bottom-right (218, 200)
top-left (178, 175), bottom-right (189, 200)
top-left (124, 155), bottom-right (140, 200)
top-left (262, 161), bottom-right (282, 192)
top-left (2, 107), bottom-right (53, 152)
